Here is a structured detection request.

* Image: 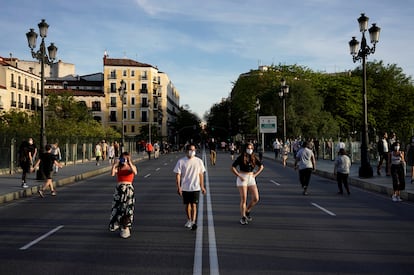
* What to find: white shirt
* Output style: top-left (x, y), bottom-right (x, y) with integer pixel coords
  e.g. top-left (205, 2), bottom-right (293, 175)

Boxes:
top-left (296, 147), bottom-right (315, 170)
top-left (173, 156), bottom-right (206, 191)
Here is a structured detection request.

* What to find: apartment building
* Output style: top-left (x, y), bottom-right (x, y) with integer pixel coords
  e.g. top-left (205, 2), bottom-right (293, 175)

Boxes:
top-left (0, 56), bottom-right (41, 113)
top-left (103, 54), bottom-right (180, 141)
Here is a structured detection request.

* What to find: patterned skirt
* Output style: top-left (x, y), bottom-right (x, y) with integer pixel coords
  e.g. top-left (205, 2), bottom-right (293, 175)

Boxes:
top-left (109, 184), bottom-right (135, 230)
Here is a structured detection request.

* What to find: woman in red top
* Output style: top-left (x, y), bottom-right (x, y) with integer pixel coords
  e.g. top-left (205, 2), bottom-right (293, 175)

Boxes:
top-left (109, 152), bottom-right (138, 238)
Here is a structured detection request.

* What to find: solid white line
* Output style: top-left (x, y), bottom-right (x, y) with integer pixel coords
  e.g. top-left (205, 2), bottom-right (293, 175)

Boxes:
top-left (311, 202), bottom-right (336, 216)
top-left (193, 191), bottom-right (204, 275)
top-left (270, 180), bottom-right (281, 186)
top-left (205, 162), bottom-right (219, 275)
top-left (19, 225), bottom-right (64, 250)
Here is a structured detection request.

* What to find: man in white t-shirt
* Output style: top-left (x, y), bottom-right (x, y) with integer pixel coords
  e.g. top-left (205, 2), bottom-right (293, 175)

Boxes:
top-left (173, 144), bottom-right (206, 230)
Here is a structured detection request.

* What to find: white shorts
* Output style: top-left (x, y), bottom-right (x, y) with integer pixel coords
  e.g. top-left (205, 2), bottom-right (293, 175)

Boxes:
top-left (236, 173), bottom-right (257, 187)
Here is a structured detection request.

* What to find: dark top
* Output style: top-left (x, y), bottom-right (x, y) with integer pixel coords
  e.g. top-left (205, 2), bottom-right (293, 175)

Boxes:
top-left (232, 154), bottom-right (262, 172)
top-left (39, 152), bottom-right (54, 173)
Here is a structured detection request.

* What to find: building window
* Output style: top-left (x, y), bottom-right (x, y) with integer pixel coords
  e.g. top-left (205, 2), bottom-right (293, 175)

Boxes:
top-left (141, 111), bottom-right (148, 122)
top-left (131, 70), bottom-right (135, 77)
top-left (92, 101), bottom-right (101, 111)
top-left (131, 97), bottom-right (135, 105)
top-left (123, 70), bottom-right (127, 77)
top-left (110, 97), bottom-right (117, 107)
top-left (131, 125), bottom-right (135, 133)
top-left (131, 110), bottom-right (135, 119)
top-left (131, 83), bottom-right (135, 91)
top-left (110, 111), bottom-right (117, 122)
top-left (110, 83), bottom-right (117, 93)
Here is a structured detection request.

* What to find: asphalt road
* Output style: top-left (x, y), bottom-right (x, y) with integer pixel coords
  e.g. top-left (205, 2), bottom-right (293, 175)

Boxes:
top-left (1, 150), bottom-right (414, 275)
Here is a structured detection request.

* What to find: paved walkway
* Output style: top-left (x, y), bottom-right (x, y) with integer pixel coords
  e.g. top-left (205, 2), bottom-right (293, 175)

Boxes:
top-left (0, 151), bottom-right (413, 204)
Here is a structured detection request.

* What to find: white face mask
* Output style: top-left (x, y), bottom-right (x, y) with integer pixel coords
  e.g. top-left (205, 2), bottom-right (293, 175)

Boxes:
top-left (394, 146), bottom-right (400, 151)
top-left (187, 150), bottom-right (196, 157)
top-left (246, 149), bottom-right (253, 155)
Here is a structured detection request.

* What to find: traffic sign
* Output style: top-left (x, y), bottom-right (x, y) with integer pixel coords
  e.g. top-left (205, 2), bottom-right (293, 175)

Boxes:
top-left (260, 116), bottom-right (277, 133)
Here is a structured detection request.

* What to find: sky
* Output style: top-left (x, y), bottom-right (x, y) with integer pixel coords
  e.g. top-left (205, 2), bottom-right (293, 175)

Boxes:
top-left (1, 0), bottom-right (414, 119)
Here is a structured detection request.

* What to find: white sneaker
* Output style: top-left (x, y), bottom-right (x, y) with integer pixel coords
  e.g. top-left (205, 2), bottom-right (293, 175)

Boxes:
top-left (397, 196), bottom-right (403, 202)
top-left (184, 220), bottom-right (192, 229)
top-left (120, 227), bottom-right (130, 238)
top-left (109, 222), bottom-right (120, 232)
top-left (22, 183), bottom-right (29, 188)
top-left (392, 195), bottom-right (398, 202)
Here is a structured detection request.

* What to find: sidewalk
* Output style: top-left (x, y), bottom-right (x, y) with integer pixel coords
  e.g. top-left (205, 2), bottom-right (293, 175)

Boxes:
top-left (262, 151), bottom-right (414, 202)
top-left (0, 151), bottom-right (413, 204)
top-left (0, 152), bottom-right (147, 204)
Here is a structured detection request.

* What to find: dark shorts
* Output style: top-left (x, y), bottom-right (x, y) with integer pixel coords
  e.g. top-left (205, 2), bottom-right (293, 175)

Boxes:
top-left (40, 169), bottom-right (52, 179)
top-left (182, 191), bottom-right (200, 205)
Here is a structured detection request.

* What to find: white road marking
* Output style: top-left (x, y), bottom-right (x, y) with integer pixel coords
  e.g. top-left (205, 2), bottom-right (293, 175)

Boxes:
top-left (311, 202), bottom-right (337, 216)
top-left (20, 225), bottom-right (64, 250)
top-left (270, 180), bottom-right (281, 186)
top-left (144, 174), bottom-right (151, 178)
top-left (155, 168), bottom-right (160, 171)
top-left (193, 150), bottom-right (219, 275)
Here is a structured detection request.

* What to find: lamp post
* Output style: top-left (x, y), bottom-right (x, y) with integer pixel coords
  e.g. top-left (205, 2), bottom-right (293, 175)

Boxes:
top-left (118, 79), bottom-right (126, 152)
top-left (279, 78), bottom-right (289, 143)
top-left (349, 13), bottom-right (381, 178)
top-left (26, 19), bottom-right (57, 151)
top-left (148, 99), bottom-right (152, 145)
top-left (255, 98), bottom-right (260, 144)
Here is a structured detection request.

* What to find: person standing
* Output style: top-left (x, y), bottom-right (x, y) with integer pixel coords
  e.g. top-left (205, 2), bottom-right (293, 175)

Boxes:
top-left (333, 148), bottom-right (351, 195)
top-left (405, 136), bottom-right (414, 184)
top-left (173, 144), bottom-right (206, 230)
top-left (294, 141), bottom-right (316, 195)
top-left (31, 144), bottom-right (63, 197)
top-left (377, 132), bottom-right (390, 176)
top-left (18, 138), bottom-right (36, 188)
top-left (208, 138), bottom-right (217, 166)
top-left (231, 142), bottom-right (264, 225)
top-left (109, 152), bottom-right (138, 238)
top-left (388, 142), bottom-right (405, 202)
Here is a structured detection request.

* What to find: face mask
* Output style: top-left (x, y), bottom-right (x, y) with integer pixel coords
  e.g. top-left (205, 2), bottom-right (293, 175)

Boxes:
top-left (188, 150), bottom-right (196, 157)
top-left (395, 146), bottom-right (400, 151)
top-left (246, 149), bottom-right (253, 155)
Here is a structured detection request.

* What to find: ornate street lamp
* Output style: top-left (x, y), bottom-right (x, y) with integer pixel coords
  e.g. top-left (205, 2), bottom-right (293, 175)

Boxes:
top-left (255, 98), bottom-right (260, 144)
top-left (118, 79), bottom-right (126, 152)
top-left (349, 13), bottom-right (381, 178)
top-left (26, 19), bottom-right (57, 151)
top-left (279, 78), bottom-right (289, 143)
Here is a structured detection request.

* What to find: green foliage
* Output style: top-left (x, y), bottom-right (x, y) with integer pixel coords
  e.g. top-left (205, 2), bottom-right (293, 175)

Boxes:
top-left (206, 62), bottom-right (414, 144)
top-left (0, 93), bottom-right (120, 145)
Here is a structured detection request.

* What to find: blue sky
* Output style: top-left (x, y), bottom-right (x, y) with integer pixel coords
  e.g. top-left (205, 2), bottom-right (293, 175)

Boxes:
top-left (1, 0), bottom-right (413, 119)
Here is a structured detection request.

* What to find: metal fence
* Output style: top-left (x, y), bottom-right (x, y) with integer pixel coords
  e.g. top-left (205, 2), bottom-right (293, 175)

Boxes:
top-left (0, 139), bottom-right (137, 175)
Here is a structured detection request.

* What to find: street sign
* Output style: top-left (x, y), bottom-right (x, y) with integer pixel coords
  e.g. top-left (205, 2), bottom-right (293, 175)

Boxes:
top-left (260, 116), bottom-right (277, 133)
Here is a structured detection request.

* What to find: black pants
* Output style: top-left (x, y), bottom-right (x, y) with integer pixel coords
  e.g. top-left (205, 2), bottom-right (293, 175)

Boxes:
top-left (299, 168), bottom-right (313, 188)
top-left (336, 172), bottom-right (350, 194)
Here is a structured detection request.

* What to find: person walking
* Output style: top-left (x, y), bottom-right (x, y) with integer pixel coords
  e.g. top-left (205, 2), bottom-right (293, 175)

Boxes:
top-left (109, 152), bottom-right (138, 238)
top-left (51, 143), bottom-right (62, 174)
top-left (333, 148), bottom-right (351, 195)
top-left (377, 132), bottom-right (390, 176)
top-left (405, 136), bottom-right (414, 184)
top-left (229, 142), bottom-right (236, 160)
top-left (281, 142), bottom-right (290, 167)
top-left (145, 142), bottom-right (154, 160)
top-left (294, 141), bottom-right (316, 195)
top-left (31, 144), bottom-right (63, 197)
top-left (231, 142), bottom-right (264, 225)
top-left (18, 137), bottom-right (36, 188)
top-left (173, 144), bottom-right (206, 230)
top-left (95, 142), bottom-right (102, 165)
top-left (108, 142), bottom-right (115, 165)
top-left (154, 141), bottom-right (160, 159)
top-left (208, 138), bottom-right (217, 166)
top-left (388, 141), bottom-right (405, 202)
